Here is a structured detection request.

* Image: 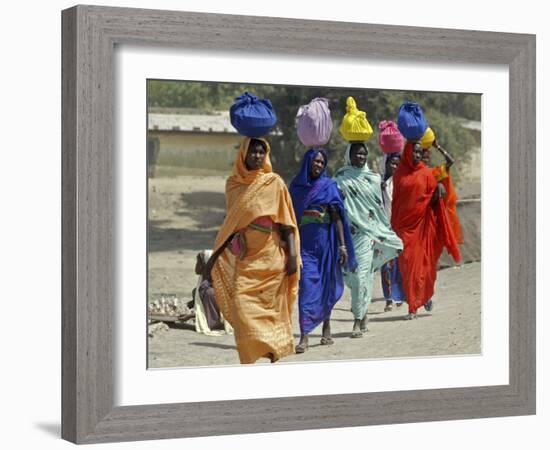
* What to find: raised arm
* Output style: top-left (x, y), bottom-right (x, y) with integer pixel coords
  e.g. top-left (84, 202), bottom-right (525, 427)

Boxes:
top-left (434, 141), bottom-right (455, 169)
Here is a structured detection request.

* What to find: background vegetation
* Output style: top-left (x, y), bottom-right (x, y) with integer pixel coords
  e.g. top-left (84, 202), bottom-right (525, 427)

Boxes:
top-left (148, 80), bottom-right (481, 180)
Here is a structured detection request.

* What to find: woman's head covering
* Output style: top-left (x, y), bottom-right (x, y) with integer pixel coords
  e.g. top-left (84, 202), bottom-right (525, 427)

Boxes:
top-left (291, 148), bottom-right (328, 188)
top-left (289, 148), bottom-right (331, 223)
top-left (289, 148), bottom-right (358, 273)
top-left (344, 142), bottom-right (369, 171)
top-left (396, 141), bottom-right (426, 174)
top-left (231, 137), bottom-right (273, 185)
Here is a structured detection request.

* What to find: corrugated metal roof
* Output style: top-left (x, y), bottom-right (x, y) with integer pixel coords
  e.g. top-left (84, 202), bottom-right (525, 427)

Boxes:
top-left (148, 111), bottom-right (237, 134)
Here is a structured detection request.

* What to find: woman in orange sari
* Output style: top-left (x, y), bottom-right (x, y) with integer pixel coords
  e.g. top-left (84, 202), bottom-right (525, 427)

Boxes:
top-left (422, 140), bottom-right (465, 246)
top-left (391, 142), bottom-right (461, 319)
top-left (206, 137), bottom-right (300, 364)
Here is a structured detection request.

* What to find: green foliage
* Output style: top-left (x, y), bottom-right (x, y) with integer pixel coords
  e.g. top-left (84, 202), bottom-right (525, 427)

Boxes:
top-left (147, 80), bottom-right (480, 182)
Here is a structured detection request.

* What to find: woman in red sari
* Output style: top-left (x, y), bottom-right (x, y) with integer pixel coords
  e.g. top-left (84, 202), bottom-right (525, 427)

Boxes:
top-left (391, 142), bottom-right (461, 319)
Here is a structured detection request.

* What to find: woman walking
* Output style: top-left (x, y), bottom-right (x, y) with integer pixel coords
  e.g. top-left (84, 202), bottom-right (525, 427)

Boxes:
top-left (289, 148), bottom-right (357, 353)
top-left (334, 142), bottom-right (403, 337)
top-left (380, 153), bottom-right (407, 311)
top-left (207, 137), bottom-right (300, 364)
top-left (422, 134), bottom-right (465, 247)
top-left (391, 142), bottom-right (461, 320)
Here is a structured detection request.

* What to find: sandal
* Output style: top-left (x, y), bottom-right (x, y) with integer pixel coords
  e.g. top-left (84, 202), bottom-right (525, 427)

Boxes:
top-left (424, 300), bottom-right (434, 312)
top-left (350, 330), bottom-right (363, 338)
top-left (404, 313), bottom-right (417, 320)
top-left (384, 303), bottom-right (393, 312)
top-left (320, 337), bottom-right (334, 346)
top-left (295, 343), bottom-right (308, 354)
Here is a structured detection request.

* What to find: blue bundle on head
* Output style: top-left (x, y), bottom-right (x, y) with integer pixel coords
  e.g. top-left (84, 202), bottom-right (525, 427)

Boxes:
top-left (229, 92), bottom-right (277, 138)
top-left (397, 101), bottom-right (429, 141)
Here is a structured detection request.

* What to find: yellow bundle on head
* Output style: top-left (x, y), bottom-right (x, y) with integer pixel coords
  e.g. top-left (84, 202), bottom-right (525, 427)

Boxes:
top-left (420, 126), bottom-right (435, 149)
top-left (338, 96), bottom-right (374, 142)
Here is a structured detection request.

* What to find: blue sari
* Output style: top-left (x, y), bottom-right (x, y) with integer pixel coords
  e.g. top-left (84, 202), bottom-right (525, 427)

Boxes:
top-left (289, 149), bottom-right (357, 334)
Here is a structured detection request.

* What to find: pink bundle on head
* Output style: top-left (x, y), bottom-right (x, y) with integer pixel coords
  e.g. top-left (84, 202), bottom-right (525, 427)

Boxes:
top-left (296, 97), bottom-right (333, 147)
top-left (378, 120), bottom-right (405, 154)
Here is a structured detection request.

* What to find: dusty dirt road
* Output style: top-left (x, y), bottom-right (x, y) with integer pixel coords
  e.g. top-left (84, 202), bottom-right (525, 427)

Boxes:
top-left (147, 175), bottom-right (481, 368)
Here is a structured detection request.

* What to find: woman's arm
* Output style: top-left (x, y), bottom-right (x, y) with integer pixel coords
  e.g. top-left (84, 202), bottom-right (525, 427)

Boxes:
top-left (329, 205), bottom-right (348, 266)
top-left (203, 236), bottom-right (232, 281)
top-left (434, 141), bottom-right (455, 169)
top-left (281, 227), bottom-right (298, 275)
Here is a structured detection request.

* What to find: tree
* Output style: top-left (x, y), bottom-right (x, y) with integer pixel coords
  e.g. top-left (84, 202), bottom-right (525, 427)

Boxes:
top-left (147, 81), bottom-right (480, 183)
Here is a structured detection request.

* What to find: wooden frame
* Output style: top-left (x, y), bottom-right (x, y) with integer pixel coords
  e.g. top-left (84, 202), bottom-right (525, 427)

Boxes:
top-left (61, 5), bottom-right (536, 444)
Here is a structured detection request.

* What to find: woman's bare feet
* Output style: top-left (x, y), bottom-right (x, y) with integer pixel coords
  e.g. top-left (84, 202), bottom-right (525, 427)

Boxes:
top-left (295, 334), bottom-right (309, 353)
top-left (351, 319), bottom-right (363, 338)
top-left (360, 314), bottom-right (369, 332)
top-left (320, 320), bottom-right (334, 345)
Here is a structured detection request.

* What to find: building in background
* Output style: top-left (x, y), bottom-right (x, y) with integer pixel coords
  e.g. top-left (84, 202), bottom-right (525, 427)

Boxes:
top-left (147, 108), bottom-right (241, 176)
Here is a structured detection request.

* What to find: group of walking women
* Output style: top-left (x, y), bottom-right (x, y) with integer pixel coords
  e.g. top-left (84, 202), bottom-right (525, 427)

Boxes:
top-left (204, 121), bottom-right (462, 366)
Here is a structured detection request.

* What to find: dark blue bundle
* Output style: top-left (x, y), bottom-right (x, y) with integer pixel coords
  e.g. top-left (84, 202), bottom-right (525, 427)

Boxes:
top-left (397, 102), bottom-right (428, 141)
top-left (229, 92), bottom-right (277, 138)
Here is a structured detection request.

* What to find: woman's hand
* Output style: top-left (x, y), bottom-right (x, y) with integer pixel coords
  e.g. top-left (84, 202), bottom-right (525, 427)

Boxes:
top-left (437, 182), bottom-right (447, 198)
top-left (339, 246), bottom-right (348, 267)
top-left (286, 254), bottom-right (298, 275)
top-left (431, 182), bottom-right (446, 205)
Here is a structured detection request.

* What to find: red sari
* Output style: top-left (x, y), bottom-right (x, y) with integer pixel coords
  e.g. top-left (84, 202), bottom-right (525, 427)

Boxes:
top-left (391, 143), bottom-right (460, 313)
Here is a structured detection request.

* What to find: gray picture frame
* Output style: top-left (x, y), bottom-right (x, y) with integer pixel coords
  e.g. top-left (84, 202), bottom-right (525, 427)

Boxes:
top-left (61, 4), bottom-right (536, 444)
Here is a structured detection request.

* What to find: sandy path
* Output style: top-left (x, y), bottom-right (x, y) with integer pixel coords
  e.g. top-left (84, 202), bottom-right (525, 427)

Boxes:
top-left (147, 174), bottom-right (481, 368)
top-left (148, 262), bottom-right (481, 368)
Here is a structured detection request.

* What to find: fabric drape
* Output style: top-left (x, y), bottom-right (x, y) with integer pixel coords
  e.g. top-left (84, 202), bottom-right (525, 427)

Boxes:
top-left (334, 145), bottom-right (403, 320)
top-left (289, 148), bottom-right (357, 334)
top-left (391, 142), bottom-right (460, 313)
top-left (211, 138), bottom-right (300, 364)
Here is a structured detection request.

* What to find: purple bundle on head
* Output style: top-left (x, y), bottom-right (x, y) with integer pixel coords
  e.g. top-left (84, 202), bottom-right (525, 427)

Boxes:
top-left (378, 120), bottom-right (405, 154)
top-left (230, 92), bottom-right (277, 138)
top-left (296, 97), bottom-right (333, 147)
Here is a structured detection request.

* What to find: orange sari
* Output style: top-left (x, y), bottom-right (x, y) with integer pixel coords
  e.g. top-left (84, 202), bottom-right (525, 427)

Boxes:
top-left (391, 143), bottom-right (460, 313)
top-left (211, 138), bottom-right (300, 364)
top-left (432, 164), bottom-right (465, 245)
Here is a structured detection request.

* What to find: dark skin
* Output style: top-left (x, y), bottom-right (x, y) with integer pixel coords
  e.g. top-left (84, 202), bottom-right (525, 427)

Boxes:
top-left (381, 156), bottom-right (400, 190)
top-left (245, 140), bottom-right (267, 171)
top-left (204, 139), bottom-right (297, 285)
top-left (348, 144), bottom-right (372, 336)
top-left (423, 135), bottom-right (455, 203)
top-left (349, 143), bottom-right (368, 168)
top-left (411, 142), bottom-right (446, 205)
top-left (296, 152), bottom-right (346, 351)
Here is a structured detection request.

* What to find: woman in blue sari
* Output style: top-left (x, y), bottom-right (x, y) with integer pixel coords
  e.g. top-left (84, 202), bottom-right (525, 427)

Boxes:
top-left (289, 149), bottom-right (357, 353)
top-left (334, 143), bottom-right (403, 337)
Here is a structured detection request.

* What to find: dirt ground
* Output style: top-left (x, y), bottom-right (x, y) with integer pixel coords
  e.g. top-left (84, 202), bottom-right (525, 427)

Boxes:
top-left (147, 174), bottom-right (481, 368)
